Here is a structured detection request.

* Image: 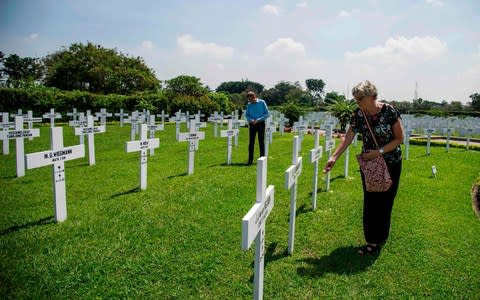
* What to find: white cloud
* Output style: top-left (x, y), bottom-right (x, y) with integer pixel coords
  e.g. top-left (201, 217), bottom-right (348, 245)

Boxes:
top-left (264, 38), bottom-right (306, 57)
top-left (296, 2), bottom-right (307, 8)
top-left (141, 40), bottom-right (153, 49)
top-left (262, 4), bottom-right (280, 16)
top-left (177, 34), bottom-right (234, 59)
top-left (345, 36), bottom-right (448, 65)
top-left (338, 10), bottom-right (351, 17)
top-left (425, 0), bottom-right (444, 7)
top-left (27, 33), bottom-right (39, 40)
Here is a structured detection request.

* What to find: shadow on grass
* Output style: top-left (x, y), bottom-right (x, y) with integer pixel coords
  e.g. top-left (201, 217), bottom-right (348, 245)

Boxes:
top-left (250, 242), bottom-right (289, 282)
top-left (109, 187), bottom-right (141, 199)
top-left (297, 246), bottom-right (380, 277)
top-left (208, 162), bottom-right (253, 168)
top-left (1, 216), bottom-right (55, 236)
top-left (166, 172), bottom-right (188, 179)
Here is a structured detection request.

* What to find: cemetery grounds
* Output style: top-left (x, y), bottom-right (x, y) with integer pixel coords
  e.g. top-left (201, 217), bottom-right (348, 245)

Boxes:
top-left (1, 122), bottom-right (480, 299)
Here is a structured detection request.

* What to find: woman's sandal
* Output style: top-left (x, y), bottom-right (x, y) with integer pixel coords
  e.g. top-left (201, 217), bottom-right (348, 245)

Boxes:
top-left (357, 244), bottom-right (379, 255)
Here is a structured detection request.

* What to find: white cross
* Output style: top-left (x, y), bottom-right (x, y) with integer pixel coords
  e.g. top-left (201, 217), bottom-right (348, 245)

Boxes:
top-left (115, 109), bottom-right (129, 127)
top-left (170, 111), bottom-right (186, 136)
top-left (264, 117), bottom-right (277, 157)
top-left (67, 108), bottom-right (79, 121)
top-left (23, 111), bottom-right (42, 141)
top-left (74, 115), bottom-right (105, 165)
top-left (95, 108), bottom-right (112, 126)
top-left (424, 128), bottom-right (435, 156)
top-left (293, 116), bottom-right (308, 151)
top-left (42, 108), bottom-right (62, 128)
top-left (343, 124), bottom-right (351, 178)
top-left (125, 111), bottom-right (141, 140)
top-left (26, 127), bottom-right (85, 222)
top-left (279, 113), bottom-right (289, 136)
top-left (324, 123), bottom-right (336, 192)
top-left (241, 157), bottom-right (275, 300)
top-left (147, 115), bottom-right (165, 155)
top-left (177, 119), bottom-right (205, 175)
top-left (220, 119), bottom-right (239, 165)
top-left (309, 129), bottom-right (323, 210)
top-left (1, 112), bottom-right (14, 155)
top-left (12, 109), bottom-right (28, 118)
top-left (156, 110), bottom-right (169, 125)
top-left (208, 111), bottom-right (222, 137)
top-left (284, 136), bottom-right (303, 254)
top-left (232, 110), bottom-right (246, 147)
top-left (0, 116), bottom-right (40, 177)
top-left (125, 124), bottom-right (159, 190)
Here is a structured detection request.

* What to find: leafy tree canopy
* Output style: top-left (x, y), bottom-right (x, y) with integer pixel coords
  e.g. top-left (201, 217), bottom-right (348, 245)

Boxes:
top-left (305, 78), bottom-right (325, 101)
top-left (164, 75), bottom-right (208, 98)
top-left (0, 52), bottom-right (44, 88)
top-left (216, 80), bottom-right (264, 94)
top-left (43, 42), bottom-right (160, 94)
top-left (261, 81), bottom-right (301, 106)
top-left (470, 93), bottom-right (480, 111)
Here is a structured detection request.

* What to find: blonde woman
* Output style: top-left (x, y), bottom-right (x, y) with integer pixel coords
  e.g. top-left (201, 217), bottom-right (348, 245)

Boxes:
top-left (323, 80), bottom-right (404, 255)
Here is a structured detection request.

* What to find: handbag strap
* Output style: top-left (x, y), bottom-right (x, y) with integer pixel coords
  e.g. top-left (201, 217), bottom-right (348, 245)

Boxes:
top-left (360, 109), bottom-right (380, 149)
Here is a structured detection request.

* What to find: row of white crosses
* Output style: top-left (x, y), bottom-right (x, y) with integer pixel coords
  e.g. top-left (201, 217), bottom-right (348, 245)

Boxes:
top-left (242, 132), bottom-right (323, 300)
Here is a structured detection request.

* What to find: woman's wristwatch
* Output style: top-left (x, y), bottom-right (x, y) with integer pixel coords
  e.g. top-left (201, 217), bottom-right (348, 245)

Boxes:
top-left (379, 147), bottom-right (385, 155)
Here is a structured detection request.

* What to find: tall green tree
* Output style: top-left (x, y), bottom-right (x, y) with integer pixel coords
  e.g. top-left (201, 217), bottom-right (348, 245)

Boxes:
top-left (164, 75), bottom-right (209, 97)
top-left (305, 78), bottom-right (325, 103)
top-left (470, 93), bottom-right (480, 111)
top-left (216, 80), bottom-right (264, 94)
top-left (261, 81), bottom-right (301, 106)
top-left (0, 52), bottom-right (44, 87)
top-left (43, 42), bottom-right (160, 94)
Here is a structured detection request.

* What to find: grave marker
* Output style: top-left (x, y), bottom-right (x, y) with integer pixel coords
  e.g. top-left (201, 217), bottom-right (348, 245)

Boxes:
top-left (424, 128), bottom-right (435, 156)
top-left (125, 124), bottom-right (159, 190)
top-left (95, 108), bottom-right (112, 126)
top-left (324, 124), bottom-right (336, 192)
top-left (26, 127), bottom-right (85, 222)
top-left (309, 130), bottom-right (323, 210)
top-left (284, 136), bottom-right (303, 255)
top-left (74, 115), bottom-right (105, 165)
top-left (0, 116), bottom-right (40, 177)
top-left (343, 125), bottom-right (351, 178)
top-left (208, 111), bottom-right (222, 137)
top-left (220, 119), bottom-right (239, 165)
top-left (23, 111), bottom-right (42, 141)
top-left (264, 117), bottom-right (276, 158)
top-left (1, 112), bottom-right (14, 155)
top-left (42, 108), bottom-right (62, 128)
top-left (67, 108), bottom-right (79, 121)
top-left (241, 157), bottom-right (275, 300)
top-left (147, 115), bottom-right (165, 155)
top-left (404, 128), bottom-right (413, 160)
top-left (115, 109), bottom-right (129, 127)
top-left (177, 120), bottom-right (205, 175)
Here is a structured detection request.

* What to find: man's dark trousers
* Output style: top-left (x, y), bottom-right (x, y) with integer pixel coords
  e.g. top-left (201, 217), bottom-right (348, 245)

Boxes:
top-left (248, 121), bottom-right (265, 164)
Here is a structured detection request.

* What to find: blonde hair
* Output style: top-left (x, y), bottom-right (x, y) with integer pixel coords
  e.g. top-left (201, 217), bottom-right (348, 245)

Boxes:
top-left (352, 80), bottom-right (377, 99)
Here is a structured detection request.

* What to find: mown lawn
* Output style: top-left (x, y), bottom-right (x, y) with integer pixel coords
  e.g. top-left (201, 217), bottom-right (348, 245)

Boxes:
top-left (1, 123), bottom-right (479, 299)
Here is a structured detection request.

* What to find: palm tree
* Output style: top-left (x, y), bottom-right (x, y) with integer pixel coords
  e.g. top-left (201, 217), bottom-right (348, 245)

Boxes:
top-left (326, 95), bottom-right (357, 132)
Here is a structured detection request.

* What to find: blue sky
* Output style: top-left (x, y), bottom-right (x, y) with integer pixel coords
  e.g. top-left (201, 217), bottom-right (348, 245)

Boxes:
top-left (1, 0), bottom-right (479, 103)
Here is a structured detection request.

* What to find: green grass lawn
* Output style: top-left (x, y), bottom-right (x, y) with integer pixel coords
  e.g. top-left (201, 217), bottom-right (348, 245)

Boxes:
top-left (1, 123), bottom-right (479, 299)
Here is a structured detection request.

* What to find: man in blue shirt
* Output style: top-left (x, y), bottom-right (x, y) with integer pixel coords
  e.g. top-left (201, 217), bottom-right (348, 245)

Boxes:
top-left (245, 91), bottom-right (269, 165)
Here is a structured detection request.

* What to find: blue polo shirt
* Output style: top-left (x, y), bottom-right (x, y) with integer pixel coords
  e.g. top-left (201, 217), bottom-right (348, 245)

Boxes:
top-left (245, 99), bottom-right (269, 123)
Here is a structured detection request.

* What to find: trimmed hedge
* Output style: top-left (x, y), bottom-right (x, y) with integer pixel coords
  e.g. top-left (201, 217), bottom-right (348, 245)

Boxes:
top-left (0, 87), bottom-right (230, 116)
